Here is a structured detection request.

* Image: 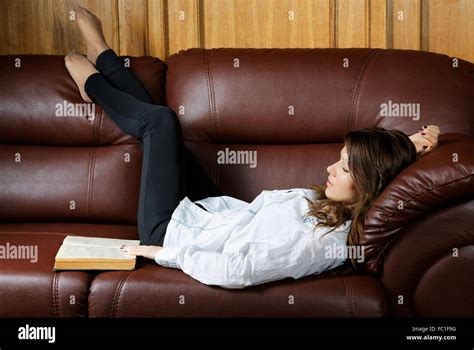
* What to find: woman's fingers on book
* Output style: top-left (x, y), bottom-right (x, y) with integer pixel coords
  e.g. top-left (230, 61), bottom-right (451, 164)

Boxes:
top-left (120, 245), bottom-right (136, 256)
top-left (120, 245), bottom-right (162, 259)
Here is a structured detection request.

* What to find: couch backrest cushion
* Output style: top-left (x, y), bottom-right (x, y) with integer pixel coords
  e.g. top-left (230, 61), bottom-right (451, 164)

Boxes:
top-left (0, 55), bottom-right (167, 224)
top-left (166, 48), bottom-right (474, 200)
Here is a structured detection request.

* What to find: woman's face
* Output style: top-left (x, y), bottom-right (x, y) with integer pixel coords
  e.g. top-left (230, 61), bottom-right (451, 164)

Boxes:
top-left (325, 146), bottom-right (357, 202)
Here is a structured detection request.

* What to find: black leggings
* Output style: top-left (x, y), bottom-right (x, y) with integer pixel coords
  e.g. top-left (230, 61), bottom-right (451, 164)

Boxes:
top-left (84, 49), bottom-right (220, 246)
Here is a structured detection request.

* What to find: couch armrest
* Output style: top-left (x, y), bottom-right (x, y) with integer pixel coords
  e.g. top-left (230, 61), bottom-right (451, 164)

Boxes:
top-left (381, 200), bottom-right (474, 316)
top-left (359, 133), bottom-right (474, 315)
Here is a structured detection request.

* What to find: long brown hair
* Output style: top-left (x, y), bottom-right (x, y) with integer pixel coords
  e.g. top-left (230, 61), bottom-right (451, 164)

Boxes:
top-left (304, 127), bottom-right (417, 271)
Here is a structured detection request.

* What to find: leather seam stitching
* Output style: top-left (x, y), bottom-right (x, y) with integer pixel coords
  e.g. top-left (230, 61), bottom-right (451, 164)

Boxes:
top-left (56, 272), bottom-right (62, 317)
top-left (90, 148), bottom-right (97, 219)
top-left (348, 49), bottom-right (380, 131)
top-left (92, 103), bottom-right (98, 145)
top-left (109, 273), bottom-right (130, 318)
top-left (97, 108), bottom-right (103, 145)
top-left (51, 272), bottom-right (59, 318)
top-left (342, 276), bottom-right (355, 317)
top-left (86, 149), bottom-right (93, 218)
top-left (205, 50), bottom-right (219, 140)
top-left (349, 277), bottom-right (356, 317)
top-left (87, 148), bottom-right (95, 218)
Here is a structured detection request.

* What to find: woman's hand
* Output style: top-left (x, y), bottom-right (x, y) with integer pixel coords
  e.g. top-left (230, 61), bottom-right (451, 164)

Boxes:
top-left (409, 125), bottom-right (440, 154)
top-left (120, 245), bottom-right (163, 260)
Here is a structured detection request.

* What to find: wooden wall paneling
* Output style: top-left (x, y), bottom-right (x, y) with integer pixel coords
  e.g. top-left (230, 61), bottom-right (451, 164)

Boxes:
top-left (281, 0), bottom-right (334, 48)
top-left (0, 0), bottom-right (119, 55)
top-left (147, 0), bottom-right (168, 59)
top-left (0, 0), bottom-right (57, 54)
top-left (167, 0), bottom-right (201, 55)
top-left (336, 0), bottom-right (368, 48)
top-left (0, 0), bottom-right (473, 64)
top-left (427, 0), bottom-right (474, 63)
top-left (369, 0), bottom-right (387, 48)
top-left (202, 0), bottom-right (333, 49)
top-left (391, 0), bottom-right (421, 50)
top-left (118, 0), bottom-right (147, 56)
top-left (201, 0), bottom-right (236, 48)
top-left (282, 0), bottom-right (333, 48)
top-left (203, 0), bottom-right (269, 48)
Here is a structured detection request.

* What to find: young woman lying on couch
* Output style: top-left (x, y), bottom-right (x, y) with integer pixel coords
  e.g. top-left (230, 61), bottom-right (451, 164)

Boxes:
top-left (64, 6), bottom-right (440, 289)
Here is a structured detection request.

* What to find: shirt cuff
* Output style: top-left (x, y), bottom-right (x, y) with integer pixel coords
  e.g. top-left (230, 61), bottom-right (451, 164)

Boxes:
top-left (154, 247), bottom-right (180, 268)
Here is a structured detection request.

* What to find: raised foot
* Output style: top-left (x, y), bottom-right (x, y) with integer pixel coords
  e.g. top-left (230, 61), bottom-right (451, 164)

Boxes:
top-left (64, 52), bottom-right (99, 102)
top-left (73, 5), bottom-right (110, 65)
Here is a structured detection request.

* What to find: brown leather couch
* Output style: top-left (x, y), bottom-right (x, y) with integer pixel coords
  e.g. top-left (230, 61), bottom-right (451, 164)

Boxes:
top-left (0, 48), bottom-right (473, 318)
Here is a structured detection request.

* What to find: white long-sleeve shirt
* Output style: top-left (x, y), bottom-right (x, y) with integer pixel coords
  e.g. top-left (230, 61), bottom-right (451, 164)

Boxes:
top-left (154, 188), bottom-right (352, 289)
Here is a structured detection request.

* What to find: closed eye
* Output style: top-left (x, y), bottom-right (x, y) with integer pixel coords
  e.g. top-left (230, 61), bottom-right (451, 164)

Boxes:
top-left (340, 157), bottom-right (349, 173)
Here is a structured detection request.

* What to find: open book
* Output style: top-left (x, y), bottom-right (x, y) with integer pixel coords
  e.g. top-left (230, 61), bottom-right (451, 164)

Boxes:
top-left (53, 236), bottom-right (141, 271)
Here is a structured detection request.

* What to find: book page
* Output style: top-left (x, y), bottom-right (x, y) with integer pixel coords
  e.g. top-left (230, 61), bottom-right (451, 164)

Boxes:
top-left (55, 244), bottom-right (135, 260)
top-left (62, 236), bottom-right (140, 248)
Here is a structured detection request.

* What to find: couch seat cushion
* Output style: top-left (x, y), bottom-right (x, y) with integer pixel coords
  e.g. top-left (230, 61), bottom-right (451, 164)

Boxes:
top-left (89, 262), bottom-right (387, 317)
top-left (0, 223), bottom-right (138, 317)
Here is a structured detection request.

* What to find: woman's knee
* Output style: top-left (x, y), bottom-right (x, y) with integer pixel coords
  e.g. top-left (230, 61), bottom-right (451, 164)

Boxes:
top-left (140, 225), bottom-right (168, 246)
top-left (140, 106), bottom-right (181, 136)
